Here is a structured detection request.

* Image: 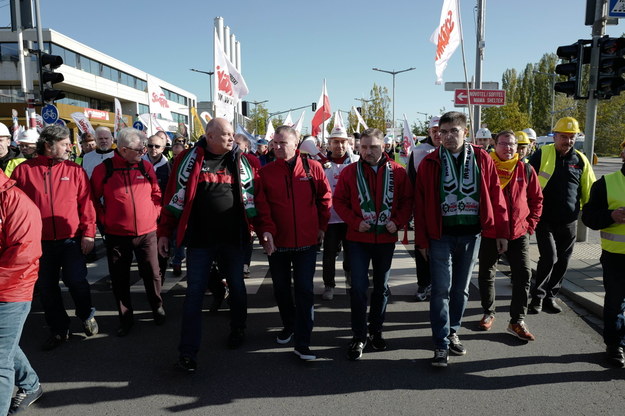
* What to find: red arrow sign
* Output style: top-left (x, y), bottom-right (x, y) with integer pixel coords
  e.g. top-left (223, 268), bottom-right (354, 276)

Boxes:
top-left (454, 89), bottom-right (506, 106)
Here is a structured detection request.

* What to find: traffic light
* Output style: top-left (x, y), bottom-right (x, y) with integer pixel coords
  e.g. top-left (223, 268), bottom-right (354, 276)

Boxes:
top-left (554, 39), bottom-right (591, 99)
top-left (311, 102), bottom-right (317, 112)
top-left (39, 53), bottom-right (65, 103)
top-left (241, 101), bottom-right (249, 117)
top-left (595, 36), bottom-right (625, 100)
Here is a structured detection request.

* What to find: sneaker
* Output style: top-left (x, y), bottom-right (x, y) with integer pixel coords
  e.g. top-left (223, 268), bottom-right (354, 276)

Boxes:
top-left (542, 298), bottom-right (563, 313)
top-left (83, 316), bottom-right (99, 337)
top-left (447, 333), bottom-right (466, 356)
top-left (606, 346), bottom-right (625, 368)
top-left (276, 328), bottom-right (294, 345)
top-left (42, 333), bottom-right (68, 351)
top-left (227, 328), bottom-right (245, 349)
top-left (368, 331), bottom-right (387, 351)
top-left (478, 314), bottom-right (496, 331)
top-left (294, 346), bottom-right (316, 361)
top-left (528, 299), bottom-right (542, 314)
top-left (177, 356), bottom-right (197, 373)
top-left (8, 385), bottom-right (43, 414)
top-left (322, 286), bottom-right (334, 301)
top-left (431, 349), bottom-right (449, 367)
top-left (507, 322), bottom-right (536, 341)
top-left (347, 338), bottom-right (366, 361)
top-left (243, 264), bottom-right (250, 278)
top-left (172, 264), bottom-right (182, 277)
top-left (414, 284), bottom-right (431, 302)
top-left (153, 306), bottom-right (166, 325)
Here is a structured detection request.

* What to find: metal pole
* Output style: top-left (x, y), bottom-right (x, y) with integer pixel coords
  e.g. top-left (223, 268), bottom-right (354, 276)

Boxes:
top-left (34, 0), bottom-right (45, 52)
top-left (473, 0), bottom-right (485, 136)
top-left (550, 74), bottom-right (556, 130)
top-left (15, 3), bottom-right (28, 97)
top-left (392, 73), bottom-right (396, 135)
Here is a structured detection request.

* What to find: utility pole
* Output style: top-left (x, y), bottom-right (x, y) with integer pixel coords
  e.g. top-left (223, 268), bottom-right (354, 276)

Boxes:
top-left (473, 0), bottom-right (486, 136)
top-left (372, 67), bottom-right (415, 136)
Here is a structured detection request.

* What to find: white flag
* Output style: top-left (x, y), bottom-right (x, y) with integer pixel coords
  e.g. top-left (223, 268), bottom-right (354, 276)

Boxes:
top-left (351, 106), bottom-right (368, 130)
top-left (214, 28), bottom-right (249, 103)
top-left (147, 75), bottom-right (173, 120)
top-left (71, 112), bottom-right (95, 136)
top-left (114, 98), bottom-right (127, 138)
top-left (283, 111), bottom-right (293, 127)
top-left (402, 114), bottom-right (415, 157)
top-left (292, 111), bottom-right (306, 134)
top-left (431, 0), bottom-right (461, 85)
top-left (139, 113), bottom-right (168, 137)
top-left (265, 119), bottom-right (275, 142)
top-left (333, 111), bottom-right (345, 131)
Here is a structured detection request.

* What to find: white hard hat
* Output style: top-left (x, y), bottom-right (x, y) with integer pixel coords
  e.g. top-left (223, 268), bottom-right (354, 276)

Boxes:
top-left (429, 116), bottom-right (441, 128)
top-left (0, 123), bottom-right (10, 137)
top-left (18, 129), bottom-right (39, 144)
top-left (384, 136), bottom-right (393, 144)
top-left (328, 126), bottom-right (348, 139)
top-left (522, 128), bottom-right (537, 140)
top-left (475, 127), bottom-right (492, 139)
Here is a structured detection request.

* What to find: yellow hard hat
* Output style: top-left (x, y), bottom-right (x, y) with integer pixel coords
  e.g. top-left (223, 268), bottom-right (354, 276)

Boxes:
top-left (553, 117), bottom-right (581, 134)
top-left (514, 131), bottom-right (531, 145)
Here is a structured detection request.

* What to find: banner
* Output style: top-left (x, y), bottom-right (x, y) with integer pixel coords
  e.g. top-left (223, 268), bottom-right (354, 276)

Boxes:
top-left (114, 98), bottom-right (127, 138)
top-left (214, 27), bottom-right (249, 121)
top-left (147, 75), bottom-right (173, 120)
top-left (71, 112), bottom-right (95, 136)
top-left (139, 113), bottom-right (168, 137)
top-left (311, 79), bottom-right (332, 136)
top-left (431, 0), bottom-right (461, 84)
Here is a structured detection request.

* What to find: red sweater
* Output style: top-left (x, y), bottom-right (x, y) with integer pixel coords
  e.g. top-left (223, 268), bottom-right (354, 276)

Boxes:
top-left (0, 171), bottom-right (42, 302)
top-left (91, 151), bottom-right (161, 236)
top-left (333, 155), bottom-right (413, 244)
top-left (12, 155), bottom-right (96, 240)
top-left (414, 145), bottom-right (509, 249)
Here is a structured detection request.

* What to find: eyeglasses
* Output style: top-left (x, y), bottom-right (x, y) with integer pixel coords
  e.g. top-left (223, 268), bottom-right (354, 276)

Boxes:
top-left (147, 144), bottom-right (162, 149)
top-left (124, 145), bottom-right (146, 153)
top-left (497, 142), bottom-right (517, 147)
top-left (439, 128), bottom-right (463, 136)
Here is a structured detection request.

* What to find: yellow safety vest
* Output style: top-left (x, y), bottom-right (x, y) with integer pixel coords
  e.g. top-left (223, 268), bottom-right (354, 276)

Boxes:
top-left (601, 171), bottom-right (625, 254)
top-left (537, 144), bottom-right (595, 207)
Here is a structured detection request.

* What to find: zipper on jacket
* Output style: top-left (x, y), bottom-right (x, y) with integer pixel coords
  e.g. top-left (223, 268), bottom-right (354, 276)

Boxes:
top-left (126, 169), bottom-right (139, 236)
top-left (47, 164), bottom-right (57, 239)
top-left (284, 174), bottom-right (298, 247)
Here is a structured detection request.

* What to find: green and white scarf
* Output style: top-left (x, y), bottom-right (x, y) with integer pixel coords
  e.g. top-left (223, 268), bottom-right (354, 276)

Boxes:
top-left (356, 160), bottom-right (394, 233)
top-left (439, 143), bottom-right (480, 226)
top-left (238, 155), bottom-right (257, 218)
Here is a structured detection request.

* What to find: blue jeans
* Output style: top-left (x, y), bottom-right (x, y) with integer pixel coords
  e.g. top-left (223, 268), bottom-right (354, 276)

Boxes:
top-left (38, 238), bottom-right (94, 335)
top-left (268, 247), bottom-right (316, 348)
top-left (429, 234), bottom-right (481, 349)
top-left (179, 245), bottom-right (246, 359)
top-left (0, 302), bottom-right (39, 415)
top-left (348, 241), bottom-right (395, 340)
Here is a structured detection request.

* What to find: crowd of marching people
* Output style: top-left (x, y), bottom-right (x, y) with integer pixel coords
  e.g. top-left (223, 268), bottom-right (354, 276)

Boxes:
top-left (2, 110), bottom-right (625, 414)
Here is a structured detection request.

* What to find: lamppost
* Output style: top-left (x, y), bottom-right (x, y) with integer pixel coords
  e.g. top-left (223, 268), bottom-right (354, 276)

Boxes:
top-left (248, 99), bottom-right (268, 132)
top-left (372, 67), bottom-right (415, 134)
top-left (534, 70), bottom-right (557, 130)
top-left (189, 68), bottom-right (215, 102)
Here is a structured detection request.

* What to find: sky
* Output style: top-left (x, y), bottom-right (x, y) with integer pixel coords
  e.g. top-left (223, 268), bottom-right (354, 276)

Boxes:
top-left (2, 0), bottom-right (624, 130)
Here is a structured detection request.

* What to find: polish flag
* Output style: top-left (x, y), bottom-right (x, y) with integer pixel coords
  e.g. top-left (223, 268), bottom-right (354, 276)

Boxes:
top-left (311, 79), bottom-right (332, 136)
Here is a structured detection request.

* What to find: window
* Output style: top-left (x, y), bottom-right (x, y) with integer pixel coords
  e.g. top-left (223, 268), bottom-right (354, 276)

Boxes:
top-left (0, 43), bottom-right (19, 62)
top-left (100, 64), bottom-right (111, 79)
top-left (138, 103), bottom-right (149, 114)
top-left (64, 48), bottom-right (77, 67)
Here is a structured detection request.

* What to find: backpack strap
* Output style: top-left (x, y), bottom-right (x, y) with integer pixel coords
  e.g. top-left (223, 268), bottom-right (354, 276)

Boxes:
top-left (102, 158), bottom-right (153, 184)
top-left (301, 156), bottom-right (317, 203)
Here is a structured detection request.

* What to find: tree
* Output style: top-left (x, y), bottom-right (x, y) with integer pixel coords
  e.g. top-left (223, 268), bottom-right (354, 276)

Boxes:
top-left (363, 83), bottom-right (390, 131)
top-left (246, 103), bottom-right (270, 134)
top-left (481, 101), bottom-right (531, 133)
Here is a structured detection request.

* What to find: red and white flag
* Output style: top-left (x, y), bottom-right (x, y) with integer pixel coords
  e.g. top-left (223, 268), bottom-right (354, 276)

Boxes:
top-left (311, 79), bottom-right (332, 137)
top-left (401, 114), bottom-right (415, 157)
top-left (265, 119), bottom-right (275, 142)
top-left (431, 0), bottom-right (461, 85)
top-left (214, 27), bottom-right (249, 116)
top-left (114, 98), bottom-right (127, 138)
top-left (71, 112), bottom-right (95, 136)
top-left (147, 75), bottom-right (173, 120)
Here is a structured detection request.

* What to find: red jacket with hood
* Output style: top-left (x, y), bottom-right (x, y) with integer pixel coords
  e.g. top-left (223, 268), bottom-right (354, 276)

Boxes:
top-left (414, 144), bottom-right (509, 249)
top-left (333, 153), bottom-right (413, 244)
top-left (0, 170), bottom-right (42, 302)
top-left (91, 151), bottom-right (161, 236)
top-left (12, 155), bottom-right (96, 241)
top-left (499, 160), bottom-right (543, 240)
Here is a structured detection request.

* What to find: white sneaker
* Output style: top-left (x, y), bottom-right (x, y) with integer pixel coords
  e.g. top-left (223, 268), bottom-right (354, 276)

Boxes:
top-left (322, 286), bottom-right (334, 300)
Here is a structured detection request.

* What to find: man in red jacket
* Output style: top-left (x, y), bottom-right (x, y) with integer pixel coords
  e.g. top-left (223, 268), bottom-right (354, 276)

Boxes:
top-left (333, 127), bottom-right (413, 361)
top-left (414, 111), bottom-right (509, 367)
top-left (12, 125), bottom-right (99, 351)
top-left (257, 125), bottom-right (332, 361)
top-left (0, 169), bottom-right (43, 414)
top-left (91, 127), bottom-right (163, 337)
top-left (477, 130), bottom-right (543, 341)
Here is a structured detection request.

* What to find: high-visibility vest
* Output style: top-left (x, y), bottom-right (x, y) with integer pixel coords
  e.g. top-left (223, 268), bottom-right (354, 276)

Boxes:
top-left (537, 144), bottom-right (595, 207)
top-left (601, 171), bottom-right (625, 254)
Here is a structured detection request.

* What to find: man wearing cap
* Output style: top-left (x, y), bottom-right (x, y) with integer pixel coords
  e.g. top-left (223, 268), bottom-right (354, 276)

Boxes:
top-left (383, 136), bottom-right (395, 158)
top-left (75, 132), bottom-right (96, 166)
top-left (4, 129), bottom-right (39, 177)
top-left (515, 131), bottom-right (532, 162)
top-left (522, 128), bottom-right (538, 156)
top-left (82, 126), bottom-right (115, 178)
top-left (582, 139), bottom-right (625, 367)
top-left (475, 127), bottom-right (492, 151)
top-left (320, 126), bottom-right (360, 301)
top-left (528, 116), bottom-right (596, 314)
top-left (407, 115), bottom-right (442, 302)
top-left (0, 122), bottom-right (21, 174)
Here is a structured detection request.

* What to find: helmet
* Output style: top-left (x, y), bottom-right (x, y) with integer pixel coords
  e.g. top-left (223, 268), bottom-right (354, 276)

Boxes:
top-left (515, 131), bottom-right (531, 145)
top-left (553, 117), bottom-right (581, 134)
top-left (522, 128), bottom-right (537, 141)
top-left (0, 123), bottom-right (10, 137)
top-left (475, 127), bottom-right (491, 139)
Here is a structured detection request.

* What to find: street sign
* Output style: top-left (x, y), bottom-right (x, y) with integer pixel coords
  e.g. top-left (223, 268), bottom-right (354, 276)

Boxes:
top-left (41, 104), bottom-right (59, 125)
top-left (55, 119), bottom-right (66, 127)
top-left (444, 81), bottom-right (499, 92)
top-left (609, 0), bottom-right (625, 18)
top-left (454, 89), bottom-right (506, 106)
top-left (133, 121), bottom-right (145, 131)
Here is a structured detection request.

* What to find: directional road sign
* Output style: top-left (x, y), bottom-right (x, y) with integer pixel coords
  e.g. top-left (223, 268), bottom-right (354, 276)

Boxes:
top-left (133, 121), bottom-right (145, 131)
top-left (454, 89), bottom-right (506, 107)
top-left (609, 0), bottom-right (625, 18)
top-left (444, 81), bottom-right (499, 92)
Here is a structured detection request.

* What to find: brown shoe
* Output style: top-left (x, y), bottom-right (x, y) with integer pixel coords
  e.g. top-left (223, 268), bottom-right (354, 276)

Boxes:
top-left (507, 322), bottom-right (536, 341)
top-left (478, 314), bottom-right (495, 331)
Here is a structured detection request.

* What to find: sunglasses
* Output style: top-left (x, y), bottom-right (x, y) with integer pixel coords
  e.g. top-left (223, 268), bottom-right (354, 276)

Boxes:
top-left (147, 144), bottom-right (162, 149)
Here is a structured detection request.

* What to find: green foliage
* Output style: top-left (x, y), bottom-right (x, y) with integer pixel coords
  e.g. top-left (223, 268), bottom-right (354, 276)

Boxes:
top-left (481, 101), bottom-right (531, 133)
top-left (246, 103), bottom-right (270, 134)
top-left (364, 84), bottom-right (390, 131)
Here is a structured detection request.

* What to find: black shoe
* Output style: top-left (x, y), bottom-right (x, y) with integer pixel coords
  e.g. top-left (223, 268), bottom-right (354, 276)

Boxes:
top-left (606, 346), bottom-right (625, 368)
top-left (368, 331), bottom-right (387, 351)
top-left (528, 300), bottom-right (542, 314)
top-left (448, 333), bottom-right (466, 356)
top-left (153, 306), bottom-right (166, 325)
top-left (117, 316), bottom-right (134, 337)
top-left (276, 328), bottom-right (294, 344)
top-left (173, 264), bottom-right (182, 277)
top-left (347, 338), bottom-right (366, 361)
top-left (227, 328), bottom-right (245, 349)
top-left (431, 348), bottom-right (449, 367)
top-left (8, 385), bottom-right (43, 414)
top-left (543, 298), bottom-right (563, 313)
top-left (294, 346), bottom-right (316, 361)
top-left (177, 356), bottom-right (197, 373)
top-left (42, 333), bottom-right (68, 351)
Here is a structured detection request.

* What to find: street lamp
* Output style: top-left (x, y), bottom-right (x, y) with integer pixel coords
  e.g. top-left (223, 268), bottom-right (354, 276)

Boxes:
top-left (189, 68), bottom-right (215, 102)
top-left (534, 70), bottom-right (557, 130)
top-left (372, 67), bottom-right (415, 134)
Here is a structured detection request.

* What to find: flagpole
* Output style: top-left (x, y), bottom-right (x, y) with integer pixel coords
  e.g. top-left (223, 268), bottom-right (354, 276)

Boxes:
top-left (456, 0), bottom-right (475, 138)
